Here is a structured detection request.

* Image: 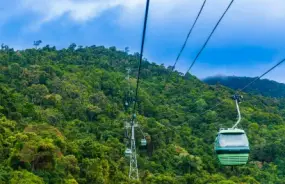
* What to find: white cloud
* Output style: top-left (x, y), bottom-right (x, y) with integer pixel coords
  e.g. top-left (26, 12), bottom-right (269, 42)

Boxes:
top-left (19, 0), bottom-right (144, 29)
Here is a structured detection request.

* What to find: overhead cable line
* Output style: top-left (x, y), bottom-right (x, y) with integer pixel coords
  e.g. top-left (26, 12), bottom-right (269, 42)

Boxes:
top-left (162, 0), bottom-right (207, 90)
top-left (171, 0), bottom-right (207, 71)
top-left (132, 0), bottom-right (150, 118)
top-left (201, 57), bottom-right (285, 115)
top-left (239, 58), bottom-right (285, 92)
top-left (201, 100), bottom-right (224, 115)
top-left (185, 0), bottom-right (234, 74)
top-left (128, 0), bottom-right (150, 180)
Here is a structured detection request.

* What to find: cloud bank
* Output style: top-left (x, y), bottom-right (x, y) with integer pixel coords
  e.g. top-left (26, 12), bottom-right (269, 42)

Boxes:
top-left (17, 0), bottom-right (285, 28)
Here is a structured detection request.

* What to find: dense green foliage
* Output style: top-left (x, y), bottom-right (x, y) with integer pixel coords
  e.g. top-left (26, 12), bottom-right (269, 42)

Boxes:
top-left (204, 76), bottom-right (285, 98)
top-left (1, 44), bottom-right (285, 183)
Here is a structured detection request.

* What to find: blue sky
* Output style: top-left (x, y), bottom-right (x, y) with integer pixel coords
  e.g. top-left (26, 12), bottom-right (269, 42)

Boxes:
top-left (1, 0), bottom-right (285, 83)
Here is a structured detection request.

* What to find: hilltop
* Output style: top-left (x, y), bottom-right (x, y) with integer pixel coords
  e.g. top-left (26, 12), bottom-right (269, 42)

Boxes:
top-left (204, 76), bottom-right (285, 98)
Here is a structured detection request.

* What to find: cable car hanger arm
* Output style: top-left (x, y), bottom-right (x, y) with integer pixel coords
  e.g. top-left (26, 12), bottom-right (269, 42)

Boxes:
top-left (232, 98), bottom-right (241, 129)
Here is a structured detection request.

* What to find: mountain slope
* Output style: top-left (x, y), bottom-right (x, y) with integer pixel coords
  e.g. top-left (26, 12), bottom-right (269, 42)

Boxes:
top-left (0, 45), bottom-right (285, 183)
top-left (204, 76), bottom-right (285, 98)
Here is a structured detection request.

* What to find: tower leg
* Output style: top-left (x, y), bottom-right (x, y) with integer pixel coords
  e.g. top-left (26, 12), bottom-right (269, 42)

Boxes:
top-left (129, 124), bottom-right (139, 179)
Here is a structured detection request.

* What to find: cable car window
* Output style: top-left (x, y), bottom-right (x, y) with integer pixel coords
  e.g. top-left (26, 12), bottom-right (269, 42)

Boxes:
top-left (219, 133), bottom-right (249, 147)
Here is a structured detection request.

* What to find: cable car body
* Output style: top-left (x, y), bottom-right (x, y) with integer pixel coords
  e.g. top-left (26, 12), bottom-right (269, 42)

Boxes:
top-left (125, 148), bottom-right (132, 157)
top-left (141, 139), bottom-right (147, 146)
top-left (215, 128), bottom-right (249, 166)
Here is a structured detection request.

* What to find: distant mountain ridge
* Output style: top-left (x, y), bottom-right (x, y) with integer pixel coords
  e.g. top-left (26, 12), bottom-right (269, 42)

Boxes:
top-left (203, 76), bottom-right (285, 98)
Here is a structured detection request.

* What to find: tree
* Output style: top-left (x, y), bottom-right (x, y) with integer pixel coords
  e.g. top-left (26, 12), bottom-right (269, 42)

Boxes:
top-left (86, 104), bottom-right (102, 121)
top-left (8, 63), bottom-right (22, 78)
top-left (124, 47), bottom-right (129, 54)
top-left (68, 43), bottom-right (77, 52)
top-left (25, 84), bottom-right (49, 105)
top-left (33, 40), bottom-right (42, 49)
top-left (10, 170), bottom-right (44, 184)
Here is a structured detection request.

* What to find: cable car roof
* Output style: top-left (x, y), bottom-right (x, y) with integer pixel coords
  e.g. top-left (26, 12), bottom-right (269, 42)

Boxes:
top-left (218, 128), bottom-right (245, 134)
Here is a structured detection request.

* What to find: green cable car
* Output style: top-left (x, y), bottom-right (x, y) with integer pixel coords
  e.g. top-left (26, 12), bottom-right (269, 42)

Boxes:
top-left (214, 94), bottom-right (250, 166)
top-left (125, 148), bottom-right (132, 157)
top-left (215, 128), bottom-right (249, 165)
top-left (141, 138), bottom-right (147, 146)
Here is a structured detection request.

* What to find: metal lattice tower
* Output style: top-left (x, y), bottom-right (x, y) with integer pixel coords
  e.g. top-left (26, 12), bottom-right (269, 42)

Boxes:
top-left (126, 68), bottom-right (130, 81)
top-left (129, 118), bottom-right (139, 179)
top-left (124, 68), bottom-right (131, 138)
top-left (124, 68), bottom-right (139, 180)
top-left (125, 68), bottom-right (131, 107)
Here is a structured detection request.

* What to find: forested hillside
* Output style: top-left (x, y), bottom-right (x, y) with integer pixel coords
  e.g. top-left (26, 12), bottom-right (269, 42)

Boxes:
top-left (1, 44), bottom-right (285, 183)
top-left (204, 76), bottom-right (285, 98)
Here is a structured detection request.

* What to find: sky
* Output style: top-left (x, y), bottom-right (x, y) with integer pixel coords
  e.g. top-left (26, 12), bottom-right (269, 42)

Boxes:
top-left (1, 0), bottom-right (285, 82)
